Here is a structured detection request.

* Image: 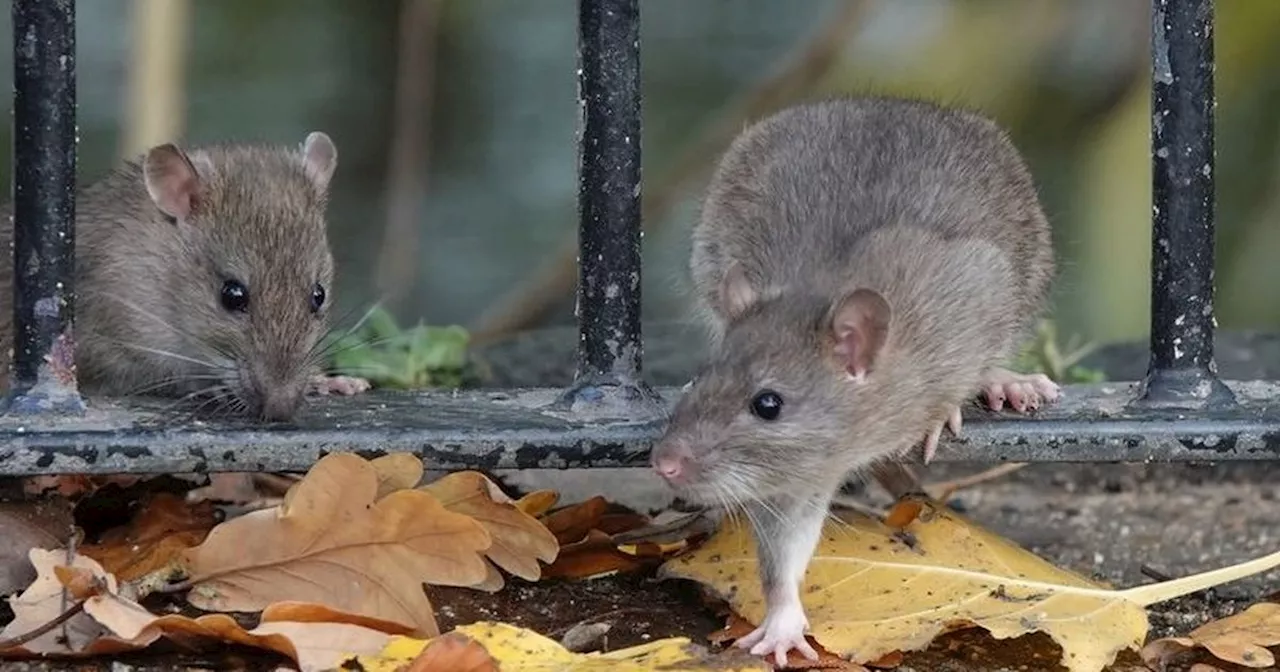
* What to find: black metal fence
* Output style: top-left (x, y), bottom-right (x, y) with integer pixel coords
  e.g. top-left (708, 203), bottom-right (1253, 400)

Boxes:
top-left (1, 0), bottom-right (1276, 477)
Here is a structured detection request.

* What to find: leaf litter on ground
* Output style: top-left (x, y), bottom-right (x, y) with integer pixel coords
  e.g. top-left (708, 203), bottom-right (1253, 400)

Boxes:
top-left (1142, 601), bottom-right (1280, 669)
top-left (661, 498), bottom-right (1280, 672)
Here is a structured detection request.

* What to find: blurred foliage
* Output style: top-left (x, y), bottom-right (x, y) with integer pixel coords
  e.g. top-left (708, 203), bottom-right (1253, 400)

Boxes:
top-left (325, 307), bottom-right (473, 390)
top-left (1012, 321), bottom-right (1106, 385)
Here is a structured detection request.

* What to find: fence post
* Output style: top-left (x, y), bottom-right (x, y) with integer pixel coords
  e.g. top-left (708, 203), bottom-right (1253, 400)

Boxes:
top-left (1138, 0), bottom-right (1234, 409)
top-left (7, 0), bottom-right (84, 414)
top-left (567, 0), bottom-right (658, 409)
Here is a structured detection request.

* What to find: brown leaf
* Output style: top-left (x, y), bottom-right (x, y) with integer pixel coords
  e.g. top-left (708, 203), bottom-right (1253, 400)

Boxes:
top-left (0, 498), bottom-right (74, 595)
top-left (542, 495), bottom-right (608, 546)
top-left (80, 492), bottom-right (219, 582)
top-left (541, 530), bottom-right (659, 580)
top-left (0, 549), bottom-right (143, 656)
top-left (882, 496), bottom-right (925, 530)
top-left (53, 565), bottom-right (103, 600)
top-left (514, 490), bottom-right (559, 518)
top-left (420, 472), bottom-right (559, 587)
top-left (596, 512), bottom-right (651, 536)
top-left (711, 612), bottom-right (868, 671)
top-left (1142, 602), bottom-right (1280, 669)
top-left (260, 601), bottom-right (419, 636)
top-left (87, 597), bottom-right (391, 672)
top-left (179, 452), bottom-right (492, 637)
top-left (405, 632), bottom-right (498, 672)
top-left (21, 475), bottom-right (145, 499)
top-left (371, 453), bottom-right (425, 498)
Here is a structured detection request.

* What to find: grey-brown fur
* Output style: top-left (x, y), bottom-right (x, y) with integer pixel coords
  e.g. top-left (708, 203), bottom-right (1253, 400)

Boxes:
top-left (668, 95), bottom-right (1054, 504)
top-left (651, 96), bottom-right (1055, 659)
top-left (0, 139), bottom-right (336, 420)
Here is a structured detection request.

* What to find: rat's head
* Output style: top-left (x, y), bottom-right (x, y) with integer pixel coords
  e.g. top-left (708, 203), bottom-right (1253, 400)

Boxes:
top-left (140, 132), bottom-right (339, 421)
top-left (651, 265), bottom-right (892, 506)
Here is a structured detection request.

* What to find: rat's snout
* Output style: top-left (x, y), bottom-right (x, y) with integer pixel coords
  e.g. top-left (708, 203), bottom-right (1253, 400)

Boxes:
top-left (651, 438), bottom-right (699, 486)
top-left (258, 387), bottom-right (303, 422)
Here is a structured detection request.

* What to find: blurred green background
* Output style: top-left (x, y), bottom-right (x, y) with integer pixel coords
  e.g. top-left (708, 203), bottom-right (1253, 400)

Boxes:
top-left (1, 0), bottom-right (1277, 355)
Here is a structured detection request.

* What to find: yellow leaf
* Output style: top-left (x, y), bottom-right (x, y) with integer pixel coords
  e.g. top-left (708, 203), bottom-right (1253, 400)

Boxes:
top-left (1142, 602), bottom-right (1280, 669)
top-left (661, 501), bottom-right (1167, 672)
top-left (350, 622), bottom-right (770, 671)
top-left (420, 472), bottom-right (559, 587)
top-left (180, 452), bottom-right (492, 636)
top-left (515, 490), bottom-right (559, 517)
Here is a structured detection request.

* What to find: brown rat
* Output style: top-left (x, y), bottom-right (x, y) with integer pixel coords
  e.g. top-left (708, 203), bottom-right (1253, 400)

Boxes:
top-left (649, 96), bottom-right (1060, 664)
top-left (0, 132), bottom-right (367, 420)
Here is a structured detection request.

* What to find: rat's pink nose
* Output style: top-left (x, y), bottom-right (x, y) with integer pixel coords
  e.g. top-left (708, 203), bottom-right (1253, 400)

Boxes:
top-left (651, 441), bottom-right (695, 485)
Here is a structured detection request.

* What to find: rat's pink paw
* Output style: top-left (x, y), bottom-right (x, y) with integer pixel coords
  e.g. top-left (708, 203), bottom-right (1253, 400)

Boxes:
top-left (979, 368), bottom-right (1060, 413)
top-left (922, 404), bottom-right (963, 464)
top-left (736, 604), bottom-right (818, 668)
top-left (307, 374), bottom-right (371, 397)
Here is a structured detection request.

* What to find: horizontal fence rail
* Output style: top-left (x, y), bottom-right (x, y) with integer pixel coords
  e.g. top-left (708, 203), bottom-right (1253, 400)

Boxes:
top-left (1, 0), bottom-right (1278, 476)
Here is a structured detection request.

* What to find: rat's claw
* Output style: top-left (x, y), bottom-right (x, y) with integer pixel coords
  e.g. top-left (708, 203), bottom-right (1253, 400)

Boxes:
top-left (979, 368), bottom-right (1060, 414)
top-left (922, 405), bottom-right (963, 464)
top-left (737, 603), bottom-right (819, 668)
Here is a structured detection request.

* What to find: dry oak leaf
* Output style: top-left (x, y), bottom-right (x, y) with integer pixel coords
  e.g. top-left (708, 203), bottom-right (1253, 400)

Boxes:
top-left (179, 452), bottom-right (492, 637)
top-left (80, 492), bottom-right (219, 582)
top-left (515, 490), bottom-right (560, 518)
top-left (1141, 602), bottom-right (1280, 669)
top-left (402, 632), bottom-right (498, 672)
top-left (86, 594), bottom-right (392, 672)
top-left (351, 621), bottom-right (770, 671)
top-left (542, 495), bottom-right (610, 546)
top-left (372, 453), bottom-right (426, 498)
top-left (542, 529), bottom-right (662, 580)
top-left (0, 548), bottom-right (148, 656)
top-left (0, 498), bottom-right (75, 596)
top-left (419, 471), bottom-right (559, 589)
top-left (662, 501), bottom-right (1280, 672)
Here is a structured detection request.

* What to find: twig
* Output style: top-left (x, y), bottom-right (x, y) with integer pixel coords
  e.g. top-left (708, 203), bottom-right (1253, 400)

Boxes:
top-left (120, 0), bottom-right (190, 157)
top-left (469, 0), bottom-right (873, 343)
top-left (0, 600), bottom-right (85, 650)
top-left (926, 463), bottom-right (1028, 501)
top-left (374, 0), bottom-right (442, 310)
top-left (1140, 565), bottom-right (1175, 583)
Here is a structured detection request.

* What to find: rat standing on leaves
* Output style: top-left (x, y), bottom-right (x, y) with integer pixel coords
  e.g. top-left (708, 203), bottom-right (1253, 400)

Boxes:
top-left (650, 97), bottom-right (1061, 665)
top-left (0, 133), bottom-right (368, 421)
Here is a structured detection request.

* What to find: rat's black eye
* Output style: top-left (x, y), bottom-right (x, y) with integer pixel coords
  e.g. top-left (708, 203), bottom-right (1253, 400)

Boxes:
top-left (750, 389), bottom-right (783, 421)
top-left (310, 283), bottom-right (326, 313)
top-left (220, 280), bottom-right (249, 313)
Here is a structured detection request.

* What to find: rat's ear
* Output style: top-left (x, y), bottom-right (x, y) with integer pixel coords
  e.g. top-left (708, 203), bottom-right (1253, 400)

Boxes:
top-left (143, 144), bottom-right (202, 220)
top-left (829, 288), bottom-right (891, 382)
top-left (718, 263), bottom-right (759, 320)
top-left (301, 131), bottom-right (338, 192)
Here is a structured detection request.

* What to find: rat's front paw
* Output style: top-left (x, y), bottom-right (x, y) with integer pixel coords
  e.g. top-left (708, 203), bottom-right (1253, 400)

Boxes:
top-left (978, 367), bottom-right (1060, 413)
top-left (307, 374), bottom-right (371, 397)
top-left (736, 605), bottom-right (819, 668)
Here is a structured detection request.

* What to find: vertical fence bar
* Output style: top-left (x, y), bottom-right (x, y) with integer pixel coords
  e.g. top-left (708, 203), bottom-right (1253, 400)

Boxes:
top-left (1138, 0), bottom-right (1234, 408)
top-left (8, 0), bottom-right (83, 412)
top-left (572, 0), bottom-right (645, 394)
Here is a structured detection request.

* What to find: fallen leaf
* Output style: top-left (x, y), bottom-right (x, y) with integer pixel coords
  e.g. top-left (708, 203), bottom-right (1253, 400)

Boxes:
top-left (1142, 602), bottom-right (1280, 669)
top-left (259, 601), bottom-right (420, 636)
top-left (542, 530), bottom-right (658, 580)
top-left (420, 472), bottom-right (558, 588)
top-left (662, 500), bottom-right (1280, 672)
top-left (711, 612), bottom-right (868, 670)
top-left (351, 622), bottom-right (770, 671)
top-left (21, 475), bottom-right (144, 499)
top-left (180, 452), bottom-right (492, 636)
top-left (86, 596), bottom-right (392, 672)
top-left (0, 499), bottom-right (74, 595)
top-left (0, 549), bottom-right (141, 656)
top-left (542, 496), bottom-right (609, 546)
top-left (53, 565), bottom-right (103, 600)
top-left (371, 453), bottom-right (425, 498)
top-left (514, 490), bottom-right (559, 518)
top-left (80, 492), bottom-right (219, 581)
top-left (404, 632), bottom-right (497, 672)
